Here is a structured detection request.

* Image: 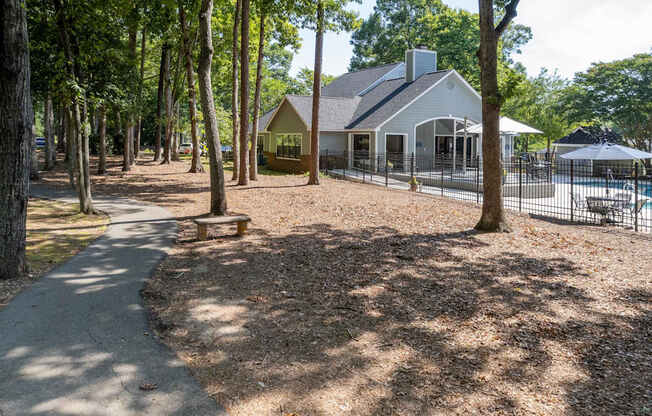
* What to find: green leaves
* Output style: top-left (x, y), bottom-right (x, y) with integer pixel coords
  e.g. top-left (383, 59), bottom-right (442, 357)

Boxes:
top-left (561, 53), bottom-right (652, 148)
top-left (348, 0), bottom-right (532, 91)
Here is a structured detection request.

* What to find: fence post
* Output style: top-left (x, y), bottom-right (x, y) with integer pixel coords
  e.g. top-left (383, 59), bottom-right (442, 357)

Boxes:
top-left (343, 152), bottom-right (346, 179)
top-left (570, 159), bottom-right (574, 222)
top-left (410, 152), bottom-right (415, 178)
top-left (362, 159), bottom-right (366, 183)
top-left (441, 155), bottom-right (444, 197)
top-left (635, 162), bottom-right (639, 232)
top-left (325, 149), bottom-right (329, 175)
top-left (476, 156), bottom-right (480, 204)
top-left (518, 157), bottom-right (522, 212)
top-left (377, 154), bottom-right (381, 175)
top-left (385, 155), bottom-right (388, 187)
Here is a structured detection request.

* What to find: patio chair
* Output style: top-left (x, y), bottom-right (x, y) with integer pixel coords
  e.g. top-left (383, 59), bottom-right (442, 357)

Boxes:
top-left (631, 199), bottom-right (649, 216)
top-left (570, 192), bottom-right (591, 222)
top-left (586, 196), bottom-right (612, 225)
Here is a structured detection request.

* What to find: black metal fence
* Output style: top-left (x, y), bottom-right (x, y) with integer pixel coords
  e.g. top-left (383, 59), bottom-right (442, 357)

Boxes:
top-left (320, 151), bottom-right (652, 233)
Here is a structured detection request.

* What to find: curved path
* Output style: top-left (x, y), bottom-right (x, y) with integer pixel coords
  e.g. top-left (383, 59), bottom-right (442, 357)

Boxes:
top-left (0, 185), bottom-right (225, 416)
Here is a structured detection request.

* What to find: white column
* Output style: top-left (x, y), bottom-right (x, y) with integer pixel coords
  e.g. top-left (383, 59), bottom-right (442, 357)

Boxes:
top-left (347, 133), bottom-right (353, 168)
top-left (452, 122), bottom-right (457, 172)
top-left (478, 133), bottom-right (483, 161)
top-left (462, 118), bottom-right (468, 173)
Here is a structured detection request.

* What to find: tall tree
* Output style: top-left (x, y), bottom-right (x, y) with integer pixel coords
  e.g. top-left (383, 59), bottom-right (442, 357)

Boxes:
top-left (161, 42), bottom-right (173, 164)
top-left (307, 0), bottom-right (324, 185)
top-left (295, 0), bottom-right (359, 184)
top-left (135, 27), bottom-right (146, 160)
top-left (44, 93), bottom-right (56, 169)
top-left (1, 0), bottom-right (33, 278)
top-left (53, 0), bottom-right (95, 214)
top-left (561, 53), bottom-right (652, 151)
top-left (179, 4), bottom-right (203, 173)
top-left (503, 68), bottom-right (575, 155)
top-left (154, 44), bottom-right (169, 161)
top-left (475, 0), bottom-right (520, 233)
top-left (231, 0), bottom-right (241, 181)
top-left (238, 0), bottom-right (251, 185)
top-left (249, 0), bottom-right (267, 180)
top-left (348, 0), bottom-right (531, 90)
top-left (198, 0), bottom-right (228, 214)
top-left (97, 102), bottom-right (107, 174)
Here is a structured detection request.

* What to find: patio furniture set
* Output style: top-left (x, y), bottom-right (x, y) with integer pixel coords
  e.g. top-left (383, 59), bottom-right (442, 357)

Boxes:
top-left (571, 192), bottom-right (648, 225)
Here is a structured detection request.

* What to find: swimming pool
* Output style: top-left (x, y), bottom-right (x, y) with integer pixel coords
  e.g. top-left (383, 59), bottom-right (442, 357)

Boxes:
top-left (575, 180), bottom-right (652, 208)
top-left (575, 179), bottom-right (652, 196)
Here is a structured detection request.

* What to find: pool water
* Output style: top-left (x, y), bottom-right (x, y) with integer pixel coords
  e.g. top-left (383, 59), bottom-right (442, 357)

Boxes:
top-left (576, 180), bottom-right (652, 197)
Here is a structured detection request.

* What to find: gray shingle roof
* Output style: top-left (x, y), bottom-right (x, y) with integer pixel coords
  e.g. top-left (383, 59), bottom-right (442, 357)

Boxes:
top-left (347, 70), bottom-right (452, 129)
top-left (555, 126), bottom-right (623, 145)
top-left (257, 107), bottom-right (276, 131)
top-left (285, 95), bottom-right (361, 130)
top-left (321, 63), bottom-right (402, 98)
top-left (263, 67), bottom-right (462, 131)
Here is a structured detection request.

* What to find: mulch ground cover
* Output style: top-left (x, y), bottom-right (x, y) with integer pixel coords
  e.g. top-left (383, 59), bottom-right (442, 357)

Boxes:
top-left (39, 157), bottom-right (652, 415)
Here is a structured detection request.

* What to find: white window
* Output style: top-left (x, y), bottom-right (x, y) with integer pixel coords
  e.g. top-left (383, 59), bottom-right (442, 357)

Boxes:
top-left (276, 133), bottom-right (302, 160)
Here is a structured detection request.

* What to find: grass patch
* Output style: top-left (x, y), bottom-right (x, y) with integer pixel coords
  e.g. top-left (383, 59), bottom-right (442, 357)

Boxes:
top-left (0, 198), bottom-right (109, 307)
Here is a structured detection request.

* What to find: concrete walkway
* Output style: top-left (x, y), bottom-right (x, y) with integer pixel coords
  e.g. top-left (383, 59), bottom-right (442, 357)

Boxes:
top-left (0, 185), bottom-right (225, 415)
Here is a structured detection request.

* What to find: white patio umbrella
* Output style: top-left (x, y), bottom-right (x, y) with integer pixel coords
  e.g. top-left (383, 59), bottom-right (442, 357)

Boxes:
top-left (466, 116), bottom-right (543, 134)
top-left (559, 143), bottom-right (652, 160)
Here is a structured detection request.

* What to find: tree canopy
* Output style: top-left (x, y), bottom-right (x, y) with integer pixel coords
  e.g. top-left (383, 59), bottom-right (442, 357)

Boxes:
top-left (348, 0), bottom-right (532, 90)
top-left (560, 52), bottom-right (652, 150)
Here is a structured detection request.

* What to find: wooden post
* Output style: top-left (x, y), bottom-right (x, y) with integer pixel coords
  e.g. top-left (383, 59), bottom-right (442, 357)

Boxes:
top-left (198, 223), bottom-right (207, 241)
top-left (237, 221), bottom-right (248, 235)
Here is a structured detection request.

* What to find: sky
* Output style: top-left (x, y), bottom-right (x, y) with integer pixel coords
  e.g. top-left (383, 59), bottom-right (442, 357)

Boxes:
top-left (289, 0), bottom-right (652, 80)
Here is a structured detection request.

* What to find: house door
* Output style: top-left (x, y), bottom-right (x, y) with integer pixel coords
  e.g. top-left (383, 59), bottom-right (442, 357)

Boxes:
top-left (386, 134), bottom-right (404, 170)
top-left (353, 134), bottom-right (370, 168)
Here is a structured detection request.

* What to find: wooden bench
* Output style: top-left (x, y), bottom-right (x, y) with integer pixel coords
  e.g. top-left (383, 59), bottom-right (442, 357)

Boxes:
top-left (194, 215), bottom-right (251, 240)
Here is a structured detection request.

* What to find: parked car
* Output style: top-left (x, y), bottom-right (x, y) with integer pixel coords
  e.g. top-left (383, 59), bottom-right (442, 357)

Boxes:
top-left (179, 142), bottom-right (192, 155)
top-left (35, 137), bottom-right (46, 148)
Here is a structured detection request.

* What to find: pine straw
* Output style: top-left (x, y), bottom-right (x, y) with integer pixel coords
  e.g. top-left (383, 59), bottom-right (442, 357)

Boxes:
top-left (0, 198), bottom-right (108, 308)
top-left (41, 158), bottom-right (652, 415)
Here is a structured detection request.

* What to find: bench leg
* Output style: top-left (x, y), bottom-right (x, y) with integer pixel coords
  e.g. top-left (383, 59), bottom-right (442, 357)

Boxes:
top-left (237, 221), bottom-right (247, 236)
top-left (197, 223), bottom-right (208, 241)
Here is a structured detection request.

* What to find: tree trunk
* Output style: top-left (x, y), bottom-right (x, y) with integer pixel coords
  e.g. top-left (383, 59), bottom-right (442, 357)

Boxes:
top-left (136, 28), bottom-right (146, 161)
top-left (30, 122), bottom-right (40, 180)
top-left (78, 93), bottom-right (94, 214)
top-left (65, 105), bottom-right (76, 188)
top-left (98, 103), bottom-right (107, 174)
top-left (474, 0), bottom-right (519, 233)
top-left (123, 117), bottom-right (132, 171)
top-left (249, 8), bottom-right (265, 181)
top-left (53, 0), bottom-right (94, 213)
top-left (57, 104), bottom-right (66, 155)
top-left (161, 44), bottom-right (173, 164)
top-left (179, 6), bottom-right (203, 173)
top-left (171, 103), bottom-right (180, 161)
top-left (198, 0), bottom-right (228, 215)
top-left (308, 1), bottom-right (324, 185)
top-left (44, 93), bottom-right (55, 170)
top-left (231, 0), bottom-right (241, 181)
top-left (128, 27), bottom-right (137, 166)
top-left (0, 0), bottom-right (32, 278)
top-left (154, 44), bottom-right (168, 161)
top-left (238, 0), bottom-right (250, 185)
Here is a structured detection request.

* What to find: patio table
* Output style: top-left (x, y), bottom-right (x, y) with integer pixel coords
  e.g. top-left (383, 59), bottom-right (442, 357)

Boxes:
top-left (586, 196), bottom-right (629, 224)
